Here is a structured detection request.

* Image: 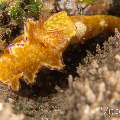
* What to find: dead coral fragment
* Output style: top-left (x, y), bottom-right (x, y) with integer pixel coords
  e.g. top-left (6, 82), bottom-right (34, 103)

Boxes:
top-left (0, 11), bottom-right (120, 90)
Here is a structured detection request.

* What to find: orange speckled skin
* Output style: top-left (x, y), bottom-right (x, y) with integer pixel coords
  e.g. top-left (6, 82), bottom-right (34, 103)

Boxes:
top-left (71, 15), bottom-right (120, 43)
top-left (0, 11), bottom-right (120, 90)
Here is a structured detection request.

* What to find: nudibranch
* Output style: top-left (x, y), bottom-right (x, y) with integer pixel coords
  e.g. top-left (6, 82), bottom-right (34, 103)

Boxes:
top-left (0, 11), bottom-right (120, 90)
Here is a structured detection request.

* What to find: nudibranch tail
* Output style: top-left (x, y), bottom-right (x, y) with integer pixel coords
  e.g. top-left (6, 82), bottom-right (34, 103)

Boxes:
top-left (0, 11), bottom-right (120, 90)
top-left (71, 15), bottom-right (120, 43)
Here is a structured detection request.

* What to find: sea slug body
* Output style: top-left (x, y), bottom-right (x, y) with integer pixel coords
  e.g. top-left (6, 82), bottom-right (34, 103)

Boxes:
top-left (0, 11), bottom-right (120, 90)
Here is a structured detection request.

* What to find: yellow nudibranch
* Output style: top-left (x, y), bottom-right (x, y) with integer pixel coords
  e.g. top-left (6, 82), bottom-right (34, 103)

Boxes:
top-left (0, 11), bottom-right (120, 90)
